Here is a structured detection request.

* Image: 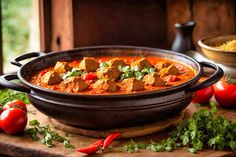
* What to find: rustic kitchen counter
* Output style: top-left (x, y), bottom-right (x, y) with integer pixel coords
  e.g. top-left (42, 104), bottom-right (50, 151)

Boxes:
top-left (0, 100), bottom-right (235, 157)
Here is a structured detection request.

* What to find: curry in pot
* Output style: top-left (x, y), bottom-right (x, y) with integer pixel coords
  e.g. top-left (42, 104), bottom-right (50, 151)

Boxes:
top-left (29, 57), bottom-right (196, 94)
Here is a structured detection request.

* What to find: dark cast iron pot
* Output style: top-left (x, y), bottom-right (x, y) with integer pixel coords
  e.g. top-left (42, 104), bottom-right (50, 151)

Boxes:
top-left (0, 46), bottom-right (223, 129)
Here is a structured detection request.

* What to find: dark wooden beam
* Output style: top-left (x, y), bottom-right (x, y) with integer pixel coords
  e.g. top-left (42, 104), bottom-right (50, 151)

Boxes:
top-left (39, 0), bottom-right (52, 52)
top-left (0, 0), bottom-right (3, 74)
top-left (72, 0), bottom-right (168, 49)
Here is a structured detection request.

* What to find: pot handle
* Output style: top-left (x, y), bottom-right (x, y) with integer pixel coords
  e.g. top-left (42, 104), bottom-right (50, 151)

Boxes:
top-left (0, 74), bottom-right (31, 94)
top-left (11, 52), bottom-right (46, 67)
top-left (187, 61), bottom-right (223, 92)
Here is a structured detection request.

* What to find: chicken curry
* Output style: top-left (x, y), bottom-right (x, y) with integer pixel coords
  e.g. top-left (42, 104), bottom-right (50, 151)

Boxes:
top-left (29, 56), bottom-right (196, 95)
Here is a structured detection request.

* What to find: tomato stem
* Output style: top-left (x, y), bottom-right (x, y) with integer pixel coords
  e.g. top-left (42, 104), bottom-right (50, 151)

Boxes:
top-left (225, 76), bottom-right (235, 84)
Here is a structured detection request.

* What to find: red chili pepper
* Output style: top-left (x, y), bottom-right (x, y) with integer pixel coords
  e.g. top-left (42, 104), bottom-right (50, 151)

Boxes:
top-left (89, 139), bottom-right (104, 147)
top-left (82, 73), bottom-right (97, 80)
top-left (77, 145), bottom-right (99, 155)
top-left (77, 139), bottom-right (104, 155)
top-left (102, 132), bottom-right (121, 149)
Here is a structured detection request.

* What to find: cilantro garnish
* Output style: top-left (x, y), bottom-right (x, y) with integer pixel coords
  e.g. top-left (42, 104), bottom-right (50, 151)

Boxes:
top-left (119, 65), bottom-right (156, 80)
top-left (123, 102), bottom-right (236, 153)
top-left (99, 62), bottom-right (109, 68)
top-left (26, 120), bottom-right (74, 149)
top-left (61, 68), bottom-right (85, 80)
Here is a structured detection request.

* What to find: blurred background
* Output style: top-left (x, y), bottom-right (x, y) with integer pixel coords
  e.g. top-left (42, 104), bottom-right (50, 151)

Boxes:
top-left (1, 0), bottom-right (40, 73)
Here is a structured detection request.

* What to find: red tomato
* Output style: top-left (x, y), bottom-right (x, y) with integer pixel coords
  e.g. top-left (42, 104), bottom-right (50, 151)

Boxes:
top-left (166, 75), bottom-right (179, 82)
top-left (0, 108), bottom-right (28, 134)
top-left (3, 100), bottom-right (27, 112)
top-left (192, 86), bottom-right (214, 104)
top-left (82, 73), bottom-right (97, 80)
top-left (214, 77), bottom-right (236, 108)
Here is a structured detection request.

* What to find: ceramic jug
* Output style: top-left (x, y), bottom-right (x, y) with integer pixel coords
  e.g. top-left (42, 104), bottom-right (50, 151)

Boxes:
top-left (171, 21), bottom-right (196, 53)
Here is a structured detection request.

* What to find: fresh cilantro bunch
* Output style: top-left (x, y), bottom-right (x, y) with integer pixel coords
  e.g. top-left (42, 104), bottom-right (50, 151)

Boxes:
top-left (119, 65), bottom-right (156, 80)
top-left (27, 120), bottom-right (74, 148)
top-left (123, 102), bottom-right (236, 153)
top-left (61, 68), bottom-right (85, 80)
top-left (0, 89), bottom-right (30, 107)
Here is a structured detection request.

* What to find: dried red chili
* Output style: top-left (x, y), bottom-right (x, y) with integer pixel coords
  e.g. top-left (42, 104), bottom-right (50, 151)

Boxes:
top-left (77, 139), bottom-right (104, 155)
top-left (102, 132), bottom-right (121, 149)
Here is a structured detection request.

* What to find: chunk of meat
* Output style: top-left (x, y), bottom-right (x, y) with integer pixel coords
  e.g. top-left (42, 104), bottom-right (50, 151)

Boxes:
top-left (107, 58), bottom-right (127, 68)
top-left (159, 65), bottom-right (178, 77)
top-left (60, 76), bottom-right (88, 92)
top-left (143, 73), bottom-right (166, 86)
top-left (121, 78), bottom-right (144, 92)
top-left (54, 61), bottom-right (72, 74)
top-left (96, 66), bottom-right (121, 81)
top-left (79, 57), bottom-right (99, 72)
top-left (93, 79), bottom-right (118, 93)
top-left (41, 71), bottom-right (63, 85)
top-left (130, 58), bottom-right (152, 70)
top-left (154, 62), bottom-right (171, 71)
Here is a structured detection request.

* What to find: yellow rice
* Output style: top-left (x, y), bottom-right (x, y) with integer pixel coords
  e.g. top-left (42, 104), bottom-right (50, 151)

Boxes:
top-left (214, 39), bottom-right (236, 51)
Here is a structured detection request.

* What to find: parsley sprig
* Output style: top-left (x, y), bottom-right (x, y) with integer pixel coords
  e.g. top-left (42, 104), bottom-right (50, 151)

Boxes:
top-left (119, 65), bottom-right (156, 80)
top-left (0, 89), bottom-right (30, 107)
top-left (61, 68), bottom-right (85, 80)
top-left (26, 120), bottom-right (74, 148)
top-left (123, 102), bottom-right (236, 153)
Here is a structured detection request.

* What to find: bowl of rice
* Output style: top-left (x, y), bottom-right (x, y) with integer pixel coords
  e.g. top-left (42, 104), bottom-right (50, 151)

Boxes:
top-left (198, 34), bottom-right (236, 66)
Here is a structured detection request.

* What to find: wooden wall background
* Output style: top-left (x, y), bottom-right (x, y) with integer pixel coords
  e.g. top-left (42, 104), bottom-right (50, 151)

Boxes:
top-left (39, 0), bottom-right (236, 52)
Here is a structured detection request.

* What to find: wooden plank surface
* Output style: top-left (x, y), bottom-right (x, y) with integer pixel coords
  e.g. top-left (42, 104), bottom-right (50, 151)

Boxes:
top-left (0, 100), bottom-right (235, 157)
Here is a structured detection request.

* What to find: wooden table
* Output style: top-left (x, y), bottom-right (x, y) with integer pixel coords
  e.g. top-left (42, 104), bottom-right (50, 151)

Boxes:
top-left (0, 100), bottom-right (235, 157)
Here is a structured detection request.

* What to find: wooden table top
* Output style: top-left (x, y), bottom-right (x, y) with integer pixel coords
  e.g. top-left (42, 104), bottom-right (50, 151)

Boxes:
top-left (0, 100), bottom-right (235, 157)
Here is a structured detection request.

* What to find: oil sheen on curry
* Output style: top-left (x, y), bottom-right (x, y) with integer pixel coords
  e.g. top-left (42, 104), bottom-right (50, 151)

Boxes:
top-left (29, 57), bottom-right (196, 95)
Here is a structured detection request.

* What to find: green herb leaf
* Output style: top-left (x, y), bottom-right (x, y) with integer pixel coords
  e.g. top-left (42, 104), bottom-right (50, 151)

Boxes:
top-left (99, 62), bottom-right (109, 68)
top-left (195, 103), bottom-right (201, 108)
top-left (61, 68), bottom-right (84, 80)
top-left (134, 71), bottom-right (143, 80)
top-left (63, 140), bottom-right (75, 149)
top-left (0, 89), bottom-right (30, 107)
top-left (225, 75), bottom-right (235, 84)
top-left (29, 119), bottom-right (40, 126)
top-left (27, 119), bottom-right (74, 149)
top-left (123, 102), bottom-right (236, 153)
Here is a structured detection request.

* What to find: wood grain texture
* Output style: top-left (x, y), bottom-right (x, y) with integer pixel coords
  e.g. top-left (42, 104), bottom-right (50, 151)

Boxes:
top-left (72, 0), bottom-right (168, 49)
top-left (193, 0), bottom-right (236, 47)
top-left (0, 0), bottom-right (3, 74)
top-left (39, 0), bottom-right (236, 52)
top-left (50, 0), bottom-right (74, 51)
top-left (0, 101), bottom-right (235, 157)
top-left (50, 111), bottom-right (184, 138)
top-left (39, 0), bottom-right (52, 52)
top-left (167, 0), bottom-right (192, 48)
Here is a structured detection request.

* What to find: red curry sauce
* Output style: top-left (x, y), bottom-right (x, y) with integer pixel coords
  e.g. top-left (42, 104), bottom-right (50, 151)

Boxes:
top-left (29, 56), bottom-right (196, 95)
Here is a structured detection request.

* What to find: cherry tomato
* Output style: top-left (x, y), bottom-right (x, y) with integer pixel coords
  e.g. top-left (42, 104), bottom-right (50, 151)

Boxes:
top-left (214, 76), bottom-right (236, 108)
top-left (0, 108), bottom-right (28, 134)
top-left (82, 73), bottom-right (97, 80)
top-left (192, 86), bottom-right (214, 104)
top-left (3, 100), bottom-right (27, 112)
